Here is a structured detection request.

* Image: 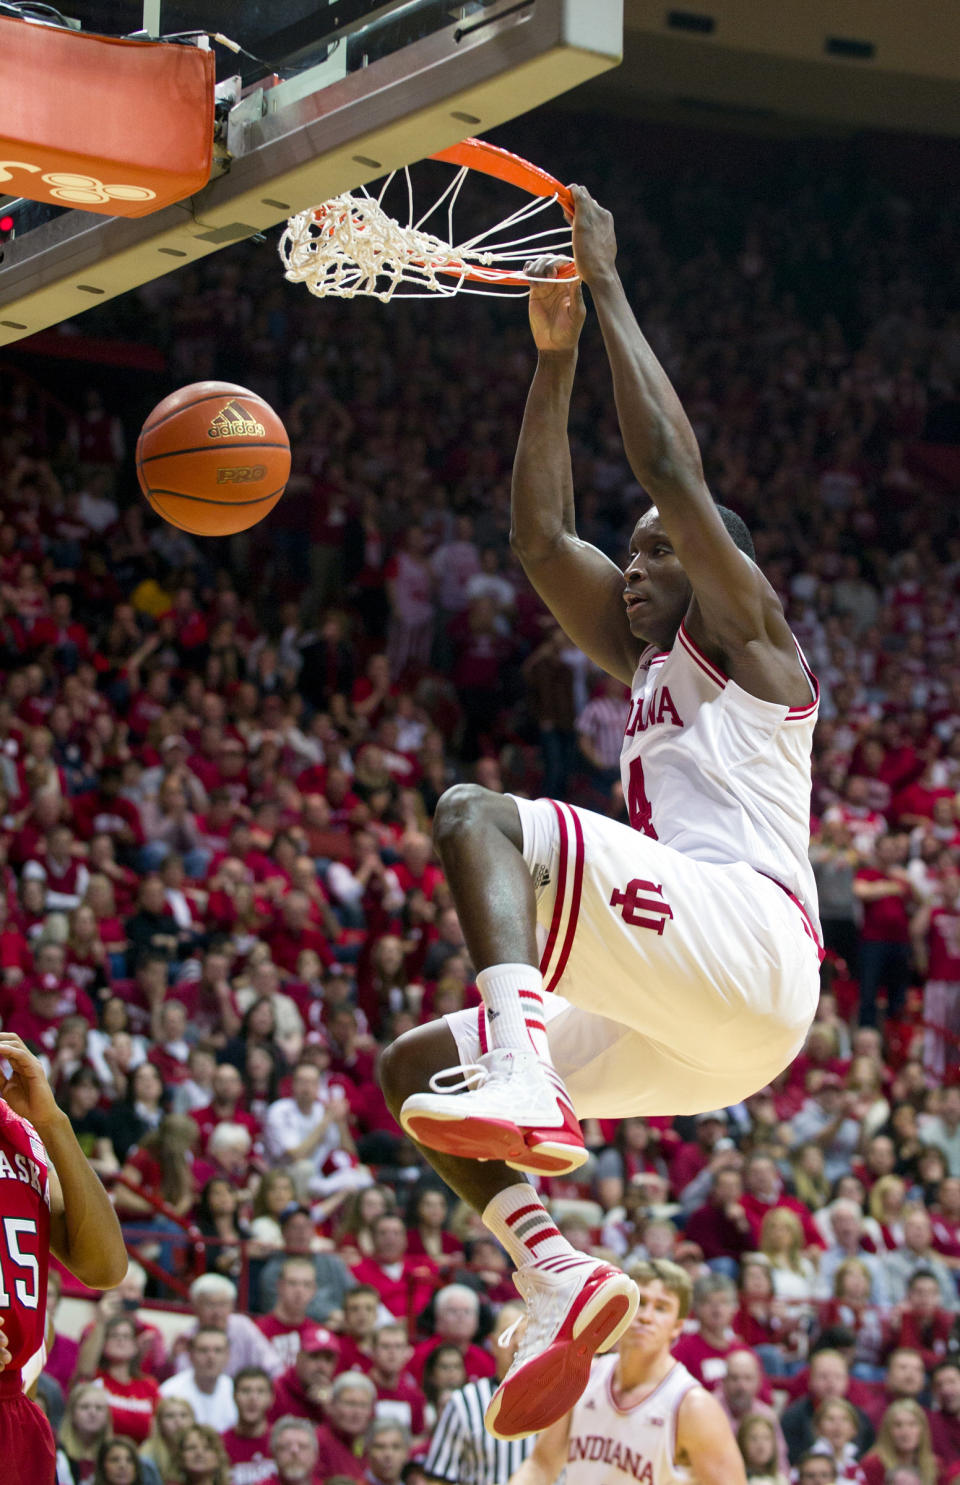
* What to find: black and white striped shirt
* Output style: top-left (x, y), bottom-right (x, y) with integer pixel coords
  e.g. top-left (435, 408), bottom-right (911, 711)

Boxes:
top-left (423, 1379), bottom-right (536, 1485)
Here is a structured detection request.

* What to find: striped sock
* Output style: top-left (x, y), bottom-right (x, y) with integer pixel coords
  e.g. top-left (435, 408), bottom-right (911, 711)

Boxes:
top-left (476, 963), bottom-right (552, 1062)
top-left (483, 1183), bottom-right (577, 1269)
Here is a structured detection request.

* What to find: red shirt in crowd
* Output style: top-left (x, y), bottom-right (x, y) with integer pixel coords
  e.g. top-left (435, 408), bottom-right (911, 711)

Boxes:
top-left (740, 1192), bottom-right (825, 1250)
top-left (855, 867), bottom-right (913, 942)
top-left (72, 790), bottom-right (144, 846)
top-left (266, 921), bottom-right (334, 974)
top-left (928, 906), bottom-right (960, 981)
top-left (370, 1372), bottom-right (427, 1436)
top-left (314, 1422), bottom-right (367, 1482)
top-left (221, 1427), bottom-right (279, 1484)
top-left (92, 1372), bottom-right (160, 1445)
top-left (255, 1314), bottom-right (316, 1370)
top-left (268, 1365), bottom-right (327, 1426)
top-left (409, 1337), bottom-right (496, 1384)
top-left (349, 1254), bottom-right (438, 1324)
top-left (881, 1307), bottom-right (955, 1372)
top-left (930, 1410), bottom-right (960, 1469)
top-left (670, 1332), bottom-right (773, 1402)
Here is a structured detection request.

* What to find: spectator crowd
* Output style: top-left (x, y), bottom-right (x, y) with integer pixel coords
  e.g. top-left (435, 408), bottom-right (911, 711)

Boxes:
top-left (0, 113), bottom-right (958, 1485)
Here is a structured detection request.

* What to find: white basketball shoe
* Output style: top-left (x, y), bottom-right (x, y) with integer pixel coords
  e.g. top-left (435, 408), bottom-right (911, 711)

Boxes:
top-left (399, 1047), bottom-right (588, 1175)
top-left (485, 1254), bottom-right (640, 1439)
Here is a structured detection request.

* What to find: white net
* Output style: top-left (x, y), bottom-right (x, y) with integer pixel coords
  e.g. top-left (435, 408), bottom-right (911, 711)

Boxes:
top-left (279, 164), bottom-right (575, 302)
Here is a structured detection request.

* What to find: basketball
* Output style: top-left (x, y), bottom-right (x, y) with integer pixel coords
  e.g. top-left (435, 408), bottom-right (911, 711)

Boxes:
top-left (135, 381), bottom-right (291, 536)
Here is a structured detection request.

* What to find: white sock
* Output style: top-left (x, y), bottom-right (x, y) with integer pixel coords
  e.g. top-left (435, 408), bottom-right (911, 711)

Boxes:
top-left (476, 963), bottom-right (552, 1062)
top-left (483, 1183), bottom-right (577, 1269)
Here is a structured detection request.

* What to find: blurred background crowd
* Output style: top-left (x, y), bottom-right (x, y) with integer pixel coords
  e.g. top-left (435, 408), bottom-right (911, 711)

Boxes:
top-left (2, 115), bottom-right (960, 1485)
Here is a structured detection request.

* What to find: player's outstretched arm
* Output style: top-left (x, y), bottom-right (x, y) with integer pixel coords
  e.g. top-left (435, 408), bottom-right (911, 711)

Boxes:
top-left (511, 256), bottom-right (643, 687)
top-left (571, 185), bottom-right (777, 654)
top-left (676, 1385), bottom-right (748, 1485)
top-left (0, 1034), bottom-right (127, 1290)
top-left (507, 1410), bottom-right (571, 1485)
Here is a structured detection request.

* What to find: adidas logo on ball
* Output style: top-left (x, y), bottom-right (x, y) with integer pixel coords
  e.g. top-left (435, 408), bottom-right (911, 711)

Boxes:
top-left (207, 400), bottom-right (267, 439)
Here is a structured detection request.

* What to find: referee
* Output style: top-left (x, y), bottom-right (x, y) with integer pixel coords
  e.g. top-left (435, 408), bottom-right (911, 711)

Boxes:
top-left (423, 1301), bottom-right (536, 1485)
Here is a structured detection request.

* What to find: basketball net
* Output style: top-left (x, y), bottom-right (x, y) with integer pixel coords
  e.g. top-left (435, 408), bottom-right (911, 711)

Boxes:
top-left (279, 159), bottom-right (575, 302)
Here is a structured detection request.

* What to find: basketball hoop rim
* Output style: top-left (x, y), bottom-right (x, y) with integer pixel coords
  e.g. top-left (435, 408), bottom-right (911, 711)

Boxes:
top-left (429, 137), bottom-right (577, 285)
top-left (282, 136), bottom-right (577, 299)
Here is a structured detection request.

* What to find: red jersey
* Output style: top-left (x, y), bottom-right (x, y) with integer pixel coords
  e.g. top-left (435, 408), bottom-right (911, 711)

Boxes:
top-left (315, 1422), bottom-right (366, 1482)
top-left (0, 1099), bottom-right (50, 1388)
top-left (670, 1332), bottom-right (772, 1402)
top-left (409, 1338), bottom-right (495, 1384)
top-left (929, 906), bottom-right (960, 981)
top-left (855, 867), bottom-right (912, 943)
top-left (222, 1427), bottom-right (279, 1485)
top-left (92, 1372), bottom-right (159, 1444)
top-left (371, 1371), bottom-right (426, 1435)
top-left (349, 1255), bottom-right (439, 1322)
top-left (255, 1314), bottom-right (314, 1370)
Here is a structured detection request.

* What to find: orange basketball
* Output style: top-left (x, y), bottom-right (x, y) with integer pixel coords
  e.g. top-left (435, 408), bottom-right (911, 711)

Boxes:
top-left (136, 381), bottom-right (291, 536)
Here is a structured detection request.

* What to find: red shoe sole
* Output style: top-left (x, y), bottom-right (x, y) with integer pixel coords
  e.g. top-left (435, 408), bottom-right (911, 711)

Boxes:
top-left (484, 1275), bottom-right (638, 1440)
top-left (401, 1109), bottom-right (588, 1175)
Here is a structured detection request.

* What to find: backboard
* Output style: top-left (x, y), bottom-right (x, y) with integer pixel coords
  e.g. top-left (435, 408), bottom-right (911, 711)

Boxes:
top-left (0, 0), bottom-right (622, 345)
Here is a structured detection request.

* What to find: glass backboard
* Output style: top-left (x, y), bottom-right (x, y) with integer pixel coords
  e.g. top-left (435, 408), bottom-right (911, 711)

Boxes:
top-left (0, 0), bottom-right (622, 344)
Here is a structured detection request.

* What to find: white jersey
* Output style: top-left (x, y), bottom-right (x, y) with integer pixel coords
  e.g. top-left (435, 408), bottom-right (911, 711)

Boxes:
top-left (566, 1355), bottom-right (697, 1485)
top-left (620, 620), bottom-right (820, 932)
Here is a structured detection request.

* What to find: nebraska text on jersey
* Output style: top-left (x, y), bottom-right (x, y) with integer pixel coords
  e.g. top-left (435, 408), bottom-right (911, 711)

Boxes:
top-left (0, 1148), bottom-right (46, 1200)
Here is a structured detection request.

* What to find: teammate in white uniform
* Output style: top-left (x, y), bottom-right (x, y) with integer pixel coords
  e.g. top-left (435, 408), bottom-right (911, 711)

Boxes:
top-left (379, 187), bottom-right (822, 1442)
top-left (507, 1261), bottom-right (746, 1485)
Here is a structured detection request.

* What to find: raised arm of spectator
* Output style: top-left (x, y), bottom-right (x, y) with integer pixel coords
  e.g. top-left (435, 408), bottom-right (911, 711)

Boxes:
top-left (510, 260), bottom-right (642, 687)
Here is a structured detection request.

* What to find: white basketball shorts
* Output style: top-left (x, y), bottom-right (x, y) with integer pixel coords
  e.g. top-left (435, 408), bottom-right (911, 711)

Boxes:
top-left (446, 796), bottom-right (821, 1117)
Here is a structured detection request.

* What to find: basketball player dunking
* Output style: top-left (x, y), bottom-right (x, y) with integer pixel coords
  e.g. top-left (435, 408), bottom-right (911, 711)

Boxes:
top-left (507, 1262), bottom-right (747, 1485)
top-left (0, 1034), bottom-right (127, 1483)
top-left (380, 187), bottom-right (822, 1440)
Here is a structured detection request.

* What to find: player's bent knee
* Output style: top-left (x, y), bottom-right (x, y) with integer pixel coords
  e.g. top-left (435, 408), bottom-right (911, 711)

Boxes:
top-left (378, 1020), bottom-right (461, 1115)
top-left (433, 783), bottom-right (522, 853)
top-left (377, 1039), bottom-right (407, 1116)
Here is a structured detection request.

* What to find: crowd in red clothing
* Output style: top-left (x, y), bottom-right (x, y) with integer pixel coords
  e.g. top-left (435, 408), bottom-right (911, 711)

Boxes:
top-left (0, 116), bottom-right (958, 1484)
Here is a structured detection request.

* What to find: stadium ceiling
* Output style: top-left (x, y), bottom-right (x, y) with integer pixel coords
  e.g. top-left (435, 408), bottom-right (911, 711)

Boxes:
top-left (569, 0), bottom-right (960, 135)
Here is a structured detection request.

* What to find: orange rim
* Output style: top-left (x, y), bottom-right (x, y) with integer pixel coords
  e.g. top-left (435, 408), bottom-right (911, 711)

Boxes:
top-left (429, 137), bottom-right (576, 286)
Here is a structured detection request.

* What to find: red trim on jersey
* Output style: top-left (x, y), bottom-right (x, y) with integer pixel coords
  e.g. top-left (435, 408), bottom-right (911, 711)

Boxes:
top-left (603, 1355), bottom-right (687, 1418)
top-left (544, 805), bottom-right (584, 994)
top-left (785, 640), bottom-right (821, 718)
top-left (538, 799), bottom-right (569, 985)
top-left (642, 645), bottom-right (670, 664)
top-left (677, 622), bottom-right (726, 687)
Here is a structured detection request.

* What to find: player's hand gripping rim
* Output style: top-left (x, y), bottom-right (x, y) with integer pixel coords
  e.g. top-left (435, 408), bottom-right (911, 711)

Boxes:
top-left (524, 255), bottom-right (586, 354)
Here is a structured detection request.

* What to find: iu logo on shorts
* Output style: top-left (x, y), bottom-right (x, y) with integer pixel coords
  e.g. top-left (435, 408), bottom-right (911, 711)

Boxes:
top-left (609, 879), bottom-right (673, 934)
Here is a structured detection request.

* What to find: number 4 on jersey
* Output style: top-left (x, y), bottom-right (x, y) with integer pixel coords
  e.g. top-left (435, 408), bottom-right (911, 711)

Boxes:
top-left (627, 757), bottom-right (659, 839)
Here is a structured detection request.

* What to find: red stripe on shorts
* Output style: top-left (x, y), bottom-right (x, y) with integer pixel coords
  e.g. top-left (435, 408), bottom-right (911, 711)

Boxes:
top-left (544, 804), bottom-right (584, 994)
top-left (760, 872), bottom-right (825, 963)
top-left (539, 798), bottom-right (569, 986)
